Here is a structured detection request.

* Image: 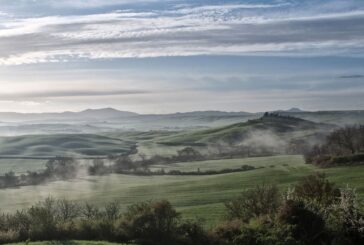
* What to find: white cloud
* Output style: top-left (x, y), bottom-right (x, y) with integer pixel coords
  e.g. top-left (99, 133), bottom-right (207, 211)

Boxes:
top-left (0, 1), bottom-right (363, 65)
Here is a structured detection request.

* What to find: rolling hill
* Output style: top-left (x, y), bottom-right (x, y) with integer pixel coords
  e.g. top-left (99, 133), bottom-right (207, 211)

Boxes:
top-left (0, 108), bottom-right (363, 135)
top-left (0, 114), bottom-right (337, 159)
top-left (0, 134), bottom-right (135, 157)
top-left (153, 114), bottom-right (335, 156)
top-left (0, 108), bottom-right (138, 122)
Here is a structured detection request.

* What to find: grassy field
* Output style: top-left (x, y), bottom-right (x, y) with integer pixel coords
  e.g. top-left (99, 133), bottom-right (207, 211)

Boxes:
top-left (0, 159), bottom-right (46, 175)
top-left (5, 240), bottom-right (127, 245)
top-left (1, 155), bottom-right (364, 228)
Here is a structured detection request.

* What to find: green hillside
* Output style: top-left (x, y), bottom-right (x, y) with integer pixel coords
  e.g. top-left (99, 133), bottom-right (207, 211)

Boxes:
top-left (157, 115), bottom-right (333, 150)
top-left (0, 134), bottom-right (135, 157)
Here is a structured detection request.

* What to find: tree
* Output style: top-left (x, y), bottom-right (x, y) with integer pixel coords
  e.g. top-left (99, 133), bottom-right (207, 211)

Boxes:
top-left (114, 156), bottom-right (134, 171)
top-left (104, 201), bottom-right (121, 221)
top-left (45, 157), bottom-right (78, 179)
top-left (81, 202), bottom-right (101, 220)
top-left (56, 199), bottom-right (80, 222)
top-left (4, 171), bottom-right (17, 186)
top-left (88, 159), bottom-right (108, 175)
top-left (176, 147), bottom-right (203, 161)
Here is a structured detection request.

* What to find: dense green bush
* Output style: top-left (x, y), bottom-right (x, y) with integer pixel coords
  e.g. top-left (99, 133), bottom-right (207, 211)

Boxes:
top-left (225, 184), bottom-right (280, 222)
top-left (292, 172), bottom-right (340, 207)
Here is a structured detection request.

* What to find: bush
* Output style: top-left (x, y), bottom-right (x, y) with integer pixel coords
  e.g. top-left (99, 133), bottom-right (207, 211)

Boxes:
top-left (330, 187), bottom-right (364, 244)
top-left (121, 200), bottom-right (181, 245)
top-left (234, 223), bottom-right (300, 245)
top-left (211, 220), bottom-right (244, 245)
top-left (277, 200), bottom-right (326, 244)
top-left (178, 220), bottom-right (211, 245)
top-left (225, 184), bottom-right (280, 222)
top-left (293, 173), bottom-right (340, 207)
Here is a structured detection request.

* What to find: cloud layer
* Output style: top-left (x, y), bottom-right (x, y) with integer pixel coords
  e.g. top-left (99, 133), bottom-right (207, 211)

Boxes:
top-left (0, 0), bottom-right (364, 65)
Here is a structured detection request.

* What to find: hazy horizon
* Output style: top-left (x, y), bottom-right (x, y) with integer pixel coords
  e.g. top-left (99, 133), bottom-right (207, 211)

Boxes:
top-left (1, 0), bottom-right (364, 113)
top-left (0, 106), bottom-right (362, 115)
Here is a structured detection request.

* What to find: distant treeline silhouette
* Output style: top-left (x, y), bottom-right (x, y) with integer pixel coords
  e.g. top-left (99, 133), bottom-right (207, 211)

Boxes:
top-left (112, 165), bottom-right (257, 176)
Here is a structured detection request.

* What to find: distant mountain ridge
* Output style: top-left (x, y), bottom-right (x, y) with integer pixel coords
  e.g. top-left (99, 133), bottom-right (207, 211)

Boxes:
top-left (0, 108), bottom-right (254, 122)
top-left (274, 107), bottom-right (305, 113)
top-left (0, 108), bottom-right (138, 122)
top-left (0, 108), bottom-right (364, 129)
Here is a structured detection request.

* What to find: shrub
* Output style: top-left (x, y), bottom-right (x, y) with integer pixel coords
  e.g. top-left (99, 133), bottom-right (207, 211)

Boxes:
top-left (0, 229), bottom-right (20, 244)
top-left (277, 200), bottom-right (326, 244)
top-left (121, 200), bottom-right (181, 245)
top-left (225, 184), bottom-right (280, 222)
top-left (330, 187), bottom-right (364, 244)
top-left (178, 220), bottom-right (211, 245)
top-left (293, 173), bottom-right (340, 207)
top-left (234, 223), bottom-right (300, 245)
top-left (81, 202), bottom-right (101, 220)
top-left (211, 220), bottom-right (244, 245)
top-left (56, 199), bottom-right (80, 222)
top-left (104, 201), bottom-right (121, 221)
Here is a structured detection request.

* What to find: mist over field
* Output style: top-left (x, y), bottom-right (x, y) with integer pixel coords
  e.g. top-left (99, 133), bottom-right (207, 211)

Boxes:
top-left (0, 1), bottom-right (364, 244)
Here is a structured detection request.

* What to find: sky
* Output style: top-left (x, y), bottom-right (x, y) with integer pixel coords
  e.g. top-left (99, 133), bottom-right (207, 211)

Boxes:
top-left (0, 0), bottom-right (363, 113)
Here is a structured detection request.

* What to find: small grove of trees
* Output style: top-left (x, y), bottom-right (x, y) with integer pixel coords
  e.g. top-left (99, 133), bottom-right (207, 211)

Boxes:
top-left (0, 157), bottom-right (78, 188)
top-left (88, 147), bottom-right (206, 176)
top-left (305, 125), bottom-right (364, 166)
top-left (106, 147), bottom-right (204, 172)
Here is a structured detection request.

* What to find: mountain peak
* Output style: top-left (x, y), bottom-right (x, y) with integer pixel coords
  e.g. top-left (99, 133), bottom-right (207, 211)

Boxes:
top-left (286, 107), bottom-right (304, 112)
top-left (79, 108), bottom-right (138, 118)
top-left (80, 107), bottom-right (120, 113)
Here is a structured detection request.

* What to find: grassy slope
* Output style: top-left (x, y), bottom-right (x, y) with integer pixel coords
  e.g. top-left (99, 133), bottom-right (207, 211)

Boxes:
top-left (157, 116), bottom-right (332, 146)
top-left (0, 134), bottom-right (135, 157)
top-left (132, 116), bottom-right (333, 158)
top-left (1, 155), bottom-right (364, 227)
top-left (6, 241), bottom-right (127, 245)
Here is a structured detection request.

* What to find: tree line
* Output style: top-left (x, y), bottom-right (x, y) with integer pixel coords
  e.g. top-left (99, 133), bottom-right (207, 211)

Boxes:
top-left (0, 173), bottom-right (363, 245)
top-left (305, 125), bottom-right (364, 166)
top-left (0, 148), bottom-right (256, 189)
top-left (0, 157), bottom-right (78, 189)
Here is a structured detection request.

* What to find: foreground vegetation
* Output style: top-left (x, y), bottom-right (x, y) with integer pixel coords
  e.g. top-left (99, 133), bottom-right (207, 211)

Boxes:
top-left (6, 241), bottom-right (126, 245)
top-left (1, 174), bottom-right (363, 244)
